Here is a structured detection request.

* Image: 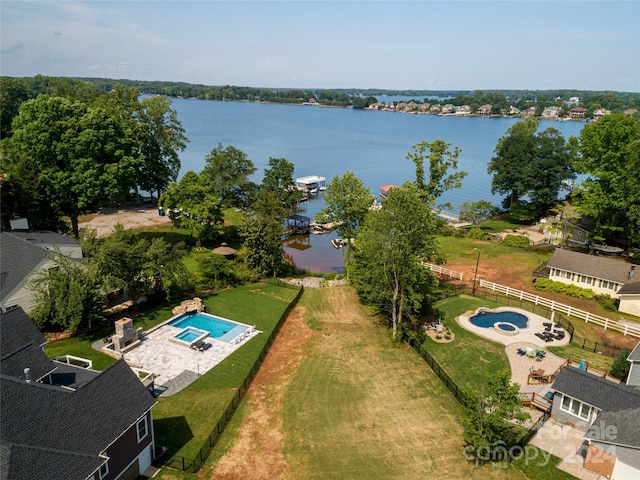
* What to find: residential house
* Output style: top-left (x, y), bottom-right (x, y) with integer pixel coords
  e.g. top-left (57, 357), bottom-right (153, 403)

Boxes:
top-left (569, 107), bottom-right (589, 119)
top-left (545, 249), bottom-right (640, 316)
top-left (568, 96), bottom-right (580, 105)
top-left (624, 108), bottom-right (638, 116)
top-left (522, 106), bottom-right (537, 116)
top-left (0, 308), bottom-right (157, 480)
top-left (476, 104), bottom-right (492, 116)
top-left (455, 105), bottom-right (472, 115)
top-left (592, 108), bottom-right (611, 120)
top-left (0, 230), bottom-right (82, 313)
top-left (618, 280), bottom-right (640, 317)
top-left (541, 106), bottom-right (561, 118)
top-left (550, 344), bottom-right (640, 479)
top-left (441, 104), bottom-right (456, 114)
top-left (509, 105), bottom-right (521, 115)
top-left (429, 104), bottom-right (442, 113)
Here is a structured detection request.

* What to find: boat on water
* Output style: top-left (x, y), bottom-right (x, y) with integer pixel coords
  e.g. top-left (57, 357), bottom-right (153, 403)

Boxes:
top-left (331, 238), bottom-right (353, 249)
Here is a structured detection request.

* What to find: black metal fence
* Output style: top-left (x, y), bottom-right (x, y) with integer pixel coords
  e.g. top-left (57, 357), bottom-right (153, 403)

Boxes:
top-left (156, 284), bottom-right (304, 473)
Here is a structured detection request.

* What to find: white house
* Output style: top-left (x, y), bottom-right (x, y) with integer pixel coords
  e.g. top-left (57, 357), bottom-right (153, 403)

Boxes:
top-left (550, 342), bottom-right (640, 479)
top-left (0, 231), bottom-right (82, 313)
top-left (545, 249), bottom-right (637, 297)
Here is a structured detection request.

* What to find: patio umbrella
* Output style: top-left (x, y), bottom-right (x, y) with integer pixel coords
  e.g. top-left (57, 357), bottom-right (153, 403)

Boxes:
top-left (212, 242), bottom-right (236, 257)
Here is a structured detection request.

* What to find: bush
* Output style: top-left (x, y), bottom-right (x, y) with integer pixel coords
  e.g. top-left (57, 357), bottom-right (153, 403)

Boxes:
top-left (595, 294), bottom-right (619, 312)
top-left (467, 227), bottom-right (492, 240)
top-left (611, 348), bottom-right (631, 379)
top-left (502, 234), bottom-right (531, 249)
top-left (533, 278), bottom-right (595, 299)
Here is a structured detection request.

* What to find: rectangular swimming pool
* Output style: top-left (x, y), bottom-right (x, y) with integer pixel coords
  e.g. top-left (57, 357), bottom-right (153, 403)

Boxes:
top-left (169, 312), bottom-right (249, 343)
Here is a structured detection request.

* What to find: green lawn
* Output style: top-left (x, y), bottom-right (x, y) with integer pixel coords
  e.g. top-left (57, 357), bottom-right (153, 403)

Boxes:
top-left (152, 282), bottom-right (300, 459)
top-left (428, 295), bottom-right (510, 392)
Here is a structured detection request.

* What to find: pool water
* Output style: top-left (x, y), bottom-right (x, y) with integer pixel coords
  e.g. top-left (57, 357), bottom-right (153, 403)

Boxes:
top-left (470, 311), bottom-right (529, 329)
top-left (497, 323), bottom-right (517, 332)
top-left (175, 329), bottom-right (202, 342)
top-left (170, 312), bottom-right (248, 343)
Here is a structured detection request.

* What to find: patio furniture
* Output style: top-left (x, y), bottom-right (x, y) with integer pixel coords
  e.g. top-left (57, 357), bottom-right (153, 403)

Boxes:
top-left (199, 342), bottom-right (212, 352)
top-left (517, 348), bottom-right (527, 356)
top-left (535, 332), bottom-right (546, 340)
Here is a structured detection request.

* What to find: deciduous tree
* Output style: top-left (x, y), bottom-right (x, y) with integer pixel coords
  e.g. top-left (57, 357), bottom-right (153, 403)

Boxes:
top-left (350, 184), bottom-right (438, 340)
top-left (317, 171), bottom-right (371, 273)
top-left (459, 200), bottom-right (498, 225)
top-left (462, 370), bottom-right (530, 465)
top-left (406, 139), bottom-right (467, 210)
top-left (202, 143), bottom-right (257, 209)
top-left (159, 171), bottom-right (223, 241)
top-left (1, 95), bottom-right (139, 236)
top-left (571, 113), bottom-right (640, 248)
top-left (261, 157), bottom-right (302, 211)
top-left (240, 190), bottom-right (287, 277)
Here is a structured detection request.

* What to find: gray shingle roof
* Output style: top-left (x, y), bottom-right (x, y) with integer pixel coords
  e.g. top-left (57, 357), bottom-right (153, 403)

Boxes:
top-left (1, 309), bottom-right (156, 480)
top-left (617, 279), bottom-right (640, 295)
top-left (4, 230), bottom-right (79, 247)
top-left (0, 307), bottom-right (47, 353)
top-left (546, 248), bottom-right (637, 284)
top-left (553, 367), bottom-right (640, 448)
top-left (0, 233), bottom-right (48, 302)
top-left (552, 366), bottom-right (640, 411)
top-left (629, 342), bottom-right (640, 362)
top-left (1, 442), bottom-right (104, 480)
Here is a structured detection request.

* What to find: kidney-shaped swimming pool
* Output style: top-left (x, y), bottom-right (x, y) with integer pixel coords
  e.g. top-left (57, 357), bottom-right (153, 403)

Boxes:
top-left (469, 310), bottom-right (529, 329)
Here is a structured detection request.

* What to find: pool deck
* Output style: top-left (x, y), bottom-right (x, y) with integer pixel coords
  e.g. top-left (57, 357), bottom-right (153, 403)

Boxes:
top-left (457, 306), bottom-right (570, 348)
top-left (122, 323), bottom-right (260, 396)
top-left (457, 306), bottom-right (570, 396)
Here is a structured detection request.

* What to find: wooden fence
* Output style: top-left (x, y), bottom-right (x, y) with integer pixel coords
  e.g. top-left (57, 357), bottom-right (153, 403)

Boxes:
top-left (479, 279), bottom-right (640, 339)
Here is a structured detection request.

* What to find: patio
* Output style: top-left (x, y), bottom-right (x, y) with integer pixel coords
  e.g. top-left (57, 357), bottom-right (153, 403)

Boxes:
top-left (122, 323), bottom-right (260, 396)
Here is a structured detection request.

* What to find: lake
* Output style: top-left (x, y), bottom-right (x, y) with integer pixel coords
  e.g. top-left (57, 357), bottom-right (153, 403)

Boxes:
top-left (170, 98), bottom-right (586, 273)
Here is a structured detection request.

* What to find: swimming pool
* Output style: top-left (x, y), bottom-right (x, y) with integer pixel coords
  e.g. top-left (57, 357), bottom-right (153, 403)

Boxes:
top-left (169, 312), bottom-right (249, 343)
top-left (469, 310), bottom-right (529, 329)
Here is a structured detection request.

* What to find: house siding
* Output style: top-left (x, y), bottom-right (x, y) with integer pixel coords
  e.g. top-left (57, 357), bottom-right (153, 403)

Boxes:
top-left (102, 411), bottom-right (153, 480)
top-left (619, 294), bottom-right (640, 317)
top-left (550, 393), bottom-right (597, 428)
top-left (549, 269), bottom-right (623, 296)
top-left (612, 458), bottom-right (640, 480)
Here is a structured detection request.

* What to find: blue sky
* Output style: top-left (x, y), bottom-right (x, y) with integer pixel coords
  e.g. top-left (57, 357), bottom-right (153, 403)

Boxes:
top-left (1, 1), bottom-right (639, 91)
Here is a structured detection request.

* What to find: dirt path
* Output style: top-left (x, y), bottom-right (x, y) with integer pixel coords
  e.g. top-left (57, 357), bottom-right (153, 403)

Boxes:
top-left (205, 303), bottom-right (316, 479)
top-left (78, 204), bottom-right (172, 237)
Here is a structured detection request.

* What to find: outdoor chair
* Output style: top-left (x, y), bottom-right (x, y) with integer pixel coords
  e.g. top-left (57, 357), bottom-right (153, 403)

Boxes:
top-left (517, 348), bottom-right (527, 356)
top-left (199, 342), bottom-right (212, 352)
top-left (535, 332), bottom-right (546, 340)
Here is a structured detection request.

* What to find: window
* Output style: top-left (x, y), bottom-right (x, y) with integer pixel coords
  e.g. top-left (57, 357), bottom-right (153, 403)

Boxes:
top-left (578, 275), bottom-right (594, 285)
top-left (98, 454), bottom-right (109, 480)
top-left (137, 417), bottom-right (148, 442)
top-left (599, 280), bottom-right (618, 290)
top-left (560, 394), bottom-right (591, 420)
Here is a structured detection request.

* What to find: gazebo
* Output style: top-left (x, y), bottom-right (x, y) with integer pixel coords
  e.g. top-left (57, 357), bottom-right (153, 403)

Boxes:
top-left (212, 242), bottom-right (236, 258)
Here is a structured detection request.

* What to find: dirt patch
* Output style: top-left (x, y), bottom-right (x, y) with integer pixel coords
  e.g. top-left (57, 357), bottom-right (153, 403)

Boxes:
top-left (207, 304), bottom-right (316, 479)
top-left (78, 203), bottom-right (171, 237)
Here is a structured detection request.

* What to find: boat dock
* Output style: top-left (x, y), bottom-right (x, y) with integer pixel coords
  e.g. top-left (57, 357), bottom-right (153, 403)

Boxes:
top-left (295, 175), bottom-right (326, 195)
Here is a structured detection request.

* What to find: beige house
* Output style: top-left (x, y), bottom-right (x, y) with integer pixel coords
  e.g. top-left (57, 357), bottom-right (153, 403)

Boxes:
top-left (545, 249), bottom-right (639, 316)
top-left (541, 106), bottom-right (561, 118)
top-left (569, 107), bottom-right (588, 118)
top-left (592, 108), bottom-right (611, 120)
top-left (476, 104), bottom-right (492, 116)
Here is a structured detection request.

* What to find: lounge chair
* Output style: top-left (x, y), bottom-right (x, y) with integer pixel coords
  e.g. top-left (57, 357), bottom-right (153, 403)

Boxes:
top-left (535, 332), bottom-right (546, 340)
top-left (199, 342), bottom-right (212, 352)
top-left (191, 340), bottom-right (205, 351)
top-left (536, 350), bottom-right (546, 359)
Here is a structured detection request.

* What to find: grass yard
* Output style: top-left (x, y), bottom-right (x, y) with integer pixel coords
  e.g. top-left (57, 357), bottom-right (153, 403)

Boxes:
top-left (152, 282), bottom-right (300, 460)
top-left (428, 295), bottom-right (510, 392)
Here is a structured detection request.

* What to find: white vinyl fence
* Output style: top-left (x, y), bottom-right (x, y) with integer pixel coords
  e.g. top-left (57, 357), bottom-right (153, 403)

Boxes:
top-left (423, 263), bottom-right (464, 281)
top-left (479, 279), bottom-right (640, 339)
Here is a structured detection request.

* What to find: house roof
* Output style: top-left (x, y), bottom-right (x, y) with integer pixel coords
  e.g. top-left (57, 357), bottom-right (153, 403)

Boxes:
top-left (552, 366), bottom-right (640, 412)
top-left (546, 249), bottom-right (636, 284)
top-left (628, 342), bottom-right (640, 362)
top-left (0, 307), bottom-right (47, 353)
top-left (0, 442), bottom-right (104, 480)
top-left (4, 230), bottom-right (80, 248)
top-left (1, 309), bottom-right (156, 480)
top-left (617, 279), bottom-right (640, 295)
top-left (0, 232), bottom-right (49, 302)
top-left (554, 367), bottom-right (640, 447)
